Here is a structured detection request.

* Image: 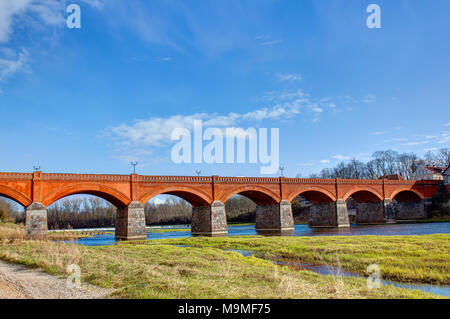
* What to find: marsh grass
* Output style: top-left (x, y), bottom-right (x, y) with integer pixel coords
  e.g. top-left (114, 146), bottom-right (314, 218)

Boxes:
top-left (134, 234), bottom-right (450, 285)
top-left (0, 223), bottom-right (446, 299)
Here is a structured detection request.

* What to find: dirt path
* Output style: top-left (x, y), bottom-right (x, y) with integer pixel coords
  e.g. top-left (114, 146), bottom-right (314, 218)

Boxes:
top-left (0, 260), bottom-right (113, 299)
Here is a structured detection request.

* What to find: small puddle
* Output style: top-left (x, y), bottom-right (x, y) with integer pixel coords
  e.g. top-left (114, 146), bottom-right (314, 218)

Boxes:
top-left (273, 258), bottom-right (450, 297)
top-left (226, 249), bottom-right (254, 257)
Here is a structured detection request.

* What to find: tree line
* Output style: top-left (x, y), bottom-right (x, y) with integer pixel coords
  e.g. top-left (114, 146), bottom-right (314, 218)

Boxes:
top-left (306, 148), bottom-right (450, 180)
top-left (0, 195), bottom-right (257, 229)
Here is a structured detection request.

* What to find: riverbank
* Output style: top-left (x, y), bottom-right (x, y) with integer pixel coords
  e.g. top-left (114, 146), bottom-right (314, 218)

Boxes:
top-left (0, 222), bottom-right (448, 299)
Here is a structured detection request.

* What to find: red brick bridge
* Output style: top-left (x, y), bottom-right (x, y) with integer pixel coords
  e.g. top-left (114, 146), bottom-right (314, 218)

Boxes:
top-left (0, 171), bottom-right (441, 239)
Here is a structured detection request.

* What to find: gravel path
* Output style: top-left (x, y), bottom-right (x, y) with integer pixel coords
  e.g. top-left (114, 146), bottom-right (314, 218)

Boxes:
top-left (0, 260), bottom-right (113, 299)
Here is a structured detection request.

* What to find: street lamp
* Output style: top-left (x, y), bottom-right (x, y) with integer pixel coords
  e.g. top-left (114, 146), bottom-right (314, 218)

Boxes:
top-left (33, 166), bottom-right (41, 172)
top-left (195, 170), bottom-right (201, 177)
top-left (131, 161), bottom-right (138, 174)
top-left (279, 166), bottom-right (285, 177)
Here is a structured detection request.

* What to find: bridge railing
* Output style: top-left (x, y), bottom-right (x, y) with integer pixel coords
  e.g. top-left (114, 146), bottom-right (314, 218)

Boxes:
top-left (139, 175), bottom-right (212, 182)
top-left (0, 172), bottom-right (437, 185)
top-left (0, 172), bottom-right (33, 180)
top-left (41, 173), bottom-right (131, 181)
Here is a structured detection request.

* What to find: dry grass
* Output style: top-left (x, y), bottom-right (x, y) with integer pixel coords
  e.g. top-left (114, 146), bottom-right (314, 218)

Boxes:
top-left (0, 222), bottom-right (445, 299)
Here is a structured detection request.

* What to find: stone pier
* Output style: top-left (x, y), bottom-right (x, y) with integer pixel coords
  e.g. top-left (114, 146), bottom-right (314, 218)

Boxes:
top-left (26, 202), bottom-right (48, 239)
top-left (255, 200), bottom-right (294, 233)
top-left (354, 201), bottom-right (385, 224)
top-left (395, 200), bottom-right (426, 220)
top-left (309, 199), bottom-right (350, 228)
top-left (191, 201), bottom-right (228, 236)
top-left (116, 201), bottom-right (147, 240)
top-left (383, 199), bottom-right (396, 223)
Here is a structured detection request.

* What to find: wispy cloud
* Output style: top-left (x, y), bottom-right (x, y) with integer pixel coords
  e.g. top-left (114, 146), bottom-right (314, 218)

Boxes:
top-left (363, 94), bottom-right (376, 103)
top-left (0, 0), bottom-right (102, 88)
top-left (0, 0), bottom-right (30, 43)
top-left (333, 154), bottom-right (350, 160)
top-left (320, 160), bottom-right (330, 164)
top-left (403, 141), bottom-right (430, 146)
top-left (0, 48), bottom-right (28, 80)
top-left (156, 56), bottom-right (172, 62)
top-left (277, 73), bottom-right (303, 82)
top-left (255, 35), bottom-right (283, 47)
top-left (371, 131), bottom-right (384, 136)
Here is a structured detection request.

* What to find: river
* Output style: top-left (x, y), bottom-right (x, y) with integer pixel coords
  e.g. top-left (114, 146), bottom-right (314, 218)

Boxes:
top-left (69, 222), bottom-right (450, 246)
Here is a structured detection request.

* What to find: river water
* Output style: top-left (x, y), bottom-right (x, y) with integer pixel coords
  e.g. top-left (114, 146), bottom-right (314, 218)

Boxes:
top-left (70, 222), bottom-right (450, 246)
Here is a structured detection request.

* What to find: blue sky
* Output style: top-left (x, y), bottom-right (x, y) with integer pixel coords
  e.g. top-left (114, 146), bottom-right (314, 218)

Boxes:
top-left (0, 0), bottom-right (449, 178)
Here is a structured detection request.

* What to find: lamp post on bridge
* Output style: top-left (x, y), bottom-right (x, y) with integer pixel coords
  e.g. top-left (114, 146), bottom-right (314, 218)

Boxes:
top-left (195, 170), bottom-right (201, 177)
top-left (279, 166), bottom-right (285, 177)
top-left (131, 161), bottom-right (138, 174)
top-left (33, 166), bottom-right (41, 172)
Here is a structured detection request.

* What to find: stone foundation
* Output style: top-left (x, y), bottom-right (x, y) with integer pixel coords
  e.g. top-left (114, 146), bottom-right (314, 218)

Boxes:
top-left (26, 202), bottom-right (48, 239)
top-left (116, 201), bottom-right (147, 240)
top-left (255, 200), bottom-right (294, 232)
top-left (394, 200), bottom-right (426, 220)
top-left (336, 199), bottom-right (350, 227)
top-left (191, 201), bottom-right (227, 236)
top-left (355, 202), bottom-right (385, 224)
top-left (309, 200), bottom-right (349, 228)
top-left (384, 199), bottom-right (396, 223)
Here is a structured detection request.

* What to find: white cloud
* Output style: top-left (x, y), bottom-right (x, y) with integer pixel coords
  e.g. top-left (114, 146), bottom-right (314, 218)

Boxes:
top-left (438, 132), bottom-right (450, 144)
top-left (277, 73), bottom-right (302, 82)
top-left (446, 123), bottom-right (450, 127)
top-left (333, 154), bottom-right (350, 160)
top-left (403, 141), bottom-right (429, 146)
top-left (260, 39), bottom-right (282, 47)
top-left (0, 0), bottom-right (102, 87)
top-left (0, 0), bottom-right (30, 43)
top-left (156, 56), bottom-right (172, 62)
top-left (78, 0), bottom-right (105, 9)
top-left (371, 131), bottom-right (384, 136)
top-left (363, 94), bottom-right (376, 103)
top-left (320, 160), bottom-right (330, 164)
top-left (255, 35), bottom-right (283, 47)
top-left (0, 48), bottom-right (28, 80)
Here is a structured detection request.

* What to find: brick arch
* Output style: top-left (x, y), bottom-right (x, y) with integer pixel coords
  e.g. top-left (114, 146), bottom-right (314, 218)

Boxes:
top-left (219, 185), bottom-right (280, 205)
top-left (42, 183), bottom-right (131, 207)
top-left (0, 185), bottom-right (32, 207)
top-left (286, 187), bottom-right (336, 203)
top-left (389, 188), bottom-right (424, 202)
top-left (342, 187), bottom-right (383, 202)
top-left (139, 186), bottom-right (212, 207)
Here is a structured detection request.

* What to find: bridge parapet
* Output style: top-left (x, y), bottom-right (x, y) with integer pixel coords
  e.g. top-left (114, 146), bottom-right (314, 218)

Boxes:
top-left (0, 172), bottom-right (33, 180)
top-left (41, 173), bottom-right (131, 181)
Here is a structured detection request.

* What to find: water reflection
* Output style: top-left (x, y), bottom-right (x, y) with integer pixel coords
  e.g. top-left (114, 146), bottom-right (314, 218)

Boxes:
top-left (69, 222), bottom-right (450, 247)
top-left (274, 258), bottom-right (450, 297)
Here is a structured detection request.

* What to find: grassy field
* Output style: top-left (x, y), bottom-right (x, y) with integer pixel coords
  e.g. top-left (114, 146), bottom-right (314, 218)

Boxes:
top-left (143, 234), bottom-right (450, 285)
top-left (0, 222), bottom-right (448, 299)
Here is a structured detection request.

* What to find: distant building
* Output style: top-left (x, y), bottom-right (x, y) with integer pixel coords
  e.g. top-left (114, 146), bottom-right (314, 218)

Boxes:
top-left (412, 166), bottom-right (445, 181)
top-left (378, 174), bottom-right (404, 180)
top-left (443, 165), bottom-right (450, 191)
